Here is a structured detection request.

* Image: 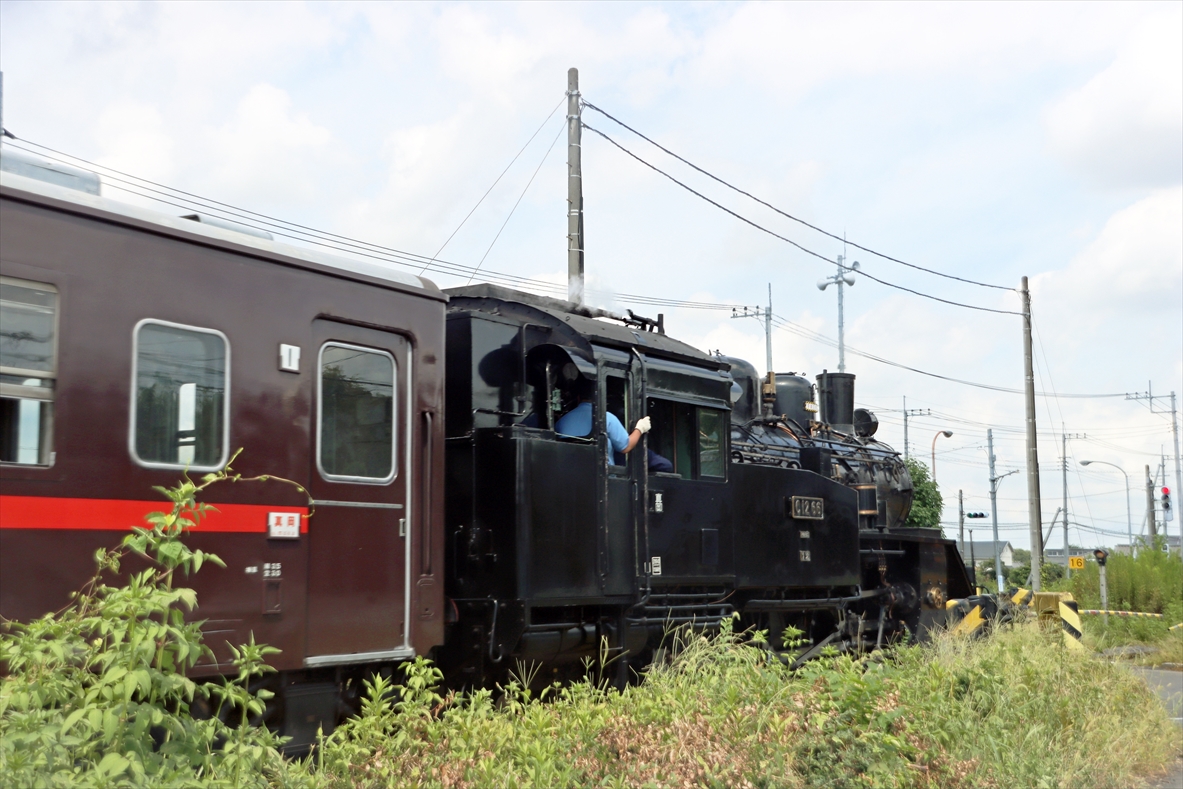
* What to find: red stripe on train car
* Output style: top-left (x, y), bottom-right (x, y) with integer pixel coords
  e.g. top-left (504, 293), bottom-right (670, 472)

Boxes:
top-left (0, 496), bottom-right (308, 533)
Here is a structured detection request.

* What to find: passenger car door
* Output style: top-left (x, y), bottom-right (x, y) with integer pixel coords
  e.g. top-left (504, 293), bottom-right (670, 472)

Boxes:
top-left (304, 320), bottom-right (412, 664)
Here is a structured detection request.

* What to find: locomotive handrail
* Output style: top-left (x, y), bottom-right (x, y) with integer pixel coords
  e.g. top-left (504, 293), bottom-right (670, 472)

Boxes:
top-left (472, 407), bottom-right (527, 418)
top-left (422, 410), bottom-right (434, 575)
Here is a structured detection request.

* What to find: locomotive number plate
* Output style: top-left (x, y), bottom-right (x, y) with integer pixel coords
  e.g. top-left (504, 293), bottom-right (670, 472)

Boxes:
top-left (791, 496), bottom-right (824, 520)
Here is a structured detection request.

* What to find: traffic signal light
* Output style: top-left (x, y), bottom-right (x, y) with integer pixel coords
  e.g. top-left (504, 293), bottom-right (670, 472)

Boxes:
top-left (1163, 487), bottom-right (1173, 523)
top-left (1093, 548), bottom-right (1109, 567)
top-left (965, 512), bottom-right (988, 519)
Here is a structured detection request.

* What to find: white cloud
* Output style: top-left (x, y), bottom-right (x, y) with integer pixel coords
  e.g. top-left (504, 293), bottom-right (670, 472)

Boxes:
top-left (205, 84), bottom-right (334, 205)
top-left (1044, 10), bottom-right (1183, 190)
top-left (2, 0), bottom-right (1179, 549)
top-left (94, 101), bottom-right (175, 183)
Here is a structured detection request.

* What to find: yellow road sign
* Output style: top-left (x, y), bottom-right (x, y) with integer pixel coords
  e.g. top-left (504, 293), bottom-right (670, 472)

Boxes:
top-left (1068, 556), bottom-right (1085, 570)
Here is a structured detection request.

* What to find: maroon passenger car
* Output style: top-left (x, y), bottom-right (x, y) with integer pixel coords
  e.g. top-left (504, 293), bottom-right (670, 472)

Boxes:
top-left (0, 160), bottom-right (446, 740)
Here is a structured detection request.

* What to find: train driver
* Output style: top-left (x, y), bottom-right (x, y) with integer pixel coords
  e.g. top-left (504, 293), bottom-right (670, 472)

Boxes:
top-left (556, 376), bottom-right (650, 460)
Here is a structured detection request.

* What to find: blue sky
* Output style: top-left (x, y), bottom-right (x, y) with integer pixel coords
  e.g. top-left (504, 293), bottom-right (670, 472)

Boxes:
top-left (2, 1), bottom-right (1180, 551)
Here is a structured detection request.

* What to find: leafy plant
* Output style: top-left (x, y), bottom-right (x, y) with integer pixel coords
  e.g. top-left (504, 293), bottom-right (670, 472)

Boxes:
top-left (0, 453), bottom-right (309, 788)
top-left (903, 457), bottom-right (943, 529)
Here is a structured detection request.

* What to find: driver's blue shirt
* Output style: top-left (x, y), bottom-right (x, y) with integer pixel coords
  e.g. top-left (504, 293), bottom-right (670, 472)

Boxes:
top-left (555, 401), bottom-right (630, 453)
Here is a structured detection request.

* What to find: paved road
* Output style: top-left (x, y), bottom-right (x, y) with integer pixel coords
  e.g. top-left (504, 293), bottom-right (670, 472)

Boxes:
top-left (1134, 668), bottom-right (1183, 789)
top-left (1136, 667), bottom-right (1183, 722)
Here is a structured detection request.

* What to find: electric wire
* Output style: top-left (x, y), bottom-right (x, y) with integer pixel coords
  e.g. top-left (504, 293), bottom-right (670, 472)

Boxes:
top-left (582, 122), bottom-right (1022, 316)
top-left (423, 96), bottom-right (565, 275)
top-left (5, 139), bottom-right (742, 312)
top-left (466, 119), bottom-right (565, 284)
top-left (2, 141), bottom-right (1161, 414)
top-left (767, 313), bottom-right (1131, 397)
top-left (581, 99), bottom-right (1014, 292)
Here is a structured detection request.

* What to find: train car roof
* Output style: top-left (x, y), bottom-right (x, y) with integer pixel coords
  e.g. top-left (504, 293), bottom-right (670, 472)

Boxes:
top-left (0, 166), bottom-right (443, 301)
top-left (445, 283), bottom-right (727, 370)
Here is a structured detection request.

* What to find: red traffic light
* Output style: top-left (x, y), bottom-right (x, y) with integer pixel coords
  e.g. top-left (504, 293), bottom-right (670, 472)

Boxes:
top-left (1163, 487), bottom-right (1171, 496)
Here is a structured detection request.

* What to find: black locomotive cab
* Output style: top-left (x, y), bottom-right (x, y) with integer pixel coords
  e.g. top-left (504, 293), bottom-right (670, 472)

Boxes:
top-left (438, 285), bottom-right (866, 683)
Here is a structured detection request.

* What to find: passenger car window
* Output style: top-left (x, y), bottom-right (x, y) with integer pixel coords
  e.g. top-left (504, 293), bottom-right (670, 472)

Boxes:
top-left (0, 278), bottom-right (58, 465)
top-left (318, 343), bottom-right (396, 482)
top-left (132, 320), bottom-right (228, 469)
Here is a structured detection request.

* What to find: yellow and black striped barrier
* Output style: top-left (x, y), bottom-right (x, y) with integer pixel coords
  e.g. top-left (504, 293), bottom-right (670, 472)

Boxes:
top-left (1011, 588), bottom-right (1084, 649)
top-left (1079, 610), bottom-right (1163, 618)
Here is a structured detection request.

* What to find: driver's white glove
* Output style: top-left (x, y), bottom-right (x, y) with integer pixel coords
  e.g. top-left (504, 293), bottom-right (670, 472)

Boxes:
top-left (634, 416), bottom-right (652, 434)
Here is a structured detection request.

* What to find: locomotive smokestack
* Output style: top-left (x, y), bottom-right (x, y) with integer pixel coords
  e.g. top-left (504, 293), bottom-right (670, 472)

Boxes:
top-left (816, 371), bottom-right (856, 433)
top-left (566, 67), bottom-right (584, 306)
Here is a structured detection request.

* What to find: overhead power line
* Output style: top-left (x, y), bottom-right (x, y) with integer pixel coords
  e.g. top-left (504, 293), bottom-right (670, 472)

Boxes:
top-left (768, 313), bottom-right (1129, 398)
top-left (582, 123), bottom-right (1022, 316)
top-left (466, 119), bottom-right (566, 284)
top-left (423, 96), bottom-right (564, 276)
top-left (6, 139), bottom-right (741, 313)
top-left (581, 100), bottom-right (1015, 292)
top-left (0, 140), bottom-right (1156, 404)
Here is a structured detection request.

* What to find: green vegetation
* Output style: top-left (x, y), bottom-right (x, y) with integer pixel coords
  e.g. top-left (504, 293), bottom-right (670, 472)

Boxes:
top-left (0, 459), bottom-right (307, 788)
top-left (1050, 540), bottom-right (1183, 658)
top-left (2, 472), bottom-right (1178, 788)
top-left (902, 458), bottom-right (942, 529)
top-left (294, 622), bottom-right (1176, 789)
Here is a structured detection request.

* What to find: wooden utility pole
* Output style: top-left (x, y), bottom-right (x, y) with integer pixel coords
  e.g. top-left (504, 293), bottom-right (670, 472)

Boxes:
top-left (1020, 277), bottom-right (1044, 590)
top-left (566, 68), bottom-right (584, 305)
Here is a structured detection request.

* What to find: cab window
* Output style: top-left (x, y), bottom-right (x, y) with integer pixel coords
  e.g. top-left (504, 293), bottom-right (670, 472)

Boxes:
top-left (647, 398), bottom-right (727, 480)
top-left (0, 278), bottom-right (57, 466)
top-left (132, 320), bottom-right (229, 470)
top-left (605, 374), bottom-right (627, 467)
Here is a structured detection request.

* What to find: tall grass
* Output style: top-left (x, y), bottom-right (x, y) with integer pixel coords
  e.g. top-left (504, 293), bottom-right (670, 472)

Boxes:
top-left (1053, 544), bottom-right (1183, 647)
top-left (300, 621), bottom-right (1178, 789)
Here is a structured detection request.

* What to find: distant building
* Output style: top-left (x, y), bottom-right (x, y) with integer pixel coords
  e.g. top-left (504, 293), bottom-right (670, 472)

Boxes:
top-left (1114, 534), bottom-right (1181, 557)
top-left (963, 541), bottom-right (1014, 568)
top-left (1043, 547), bottom-right (1088, 562)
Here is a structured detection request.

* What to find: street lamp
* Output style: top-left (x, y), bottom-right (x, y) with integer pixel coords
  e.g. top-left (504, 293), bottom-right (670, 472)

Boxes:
top-left (931, 430), bottom-right (953, 483)
top-left (1080, 460), bottom-right (1133, 558)
top-left (990, 468), bottom-right (1019, 592)
top-left (817, 255), bottom-right (858, 372)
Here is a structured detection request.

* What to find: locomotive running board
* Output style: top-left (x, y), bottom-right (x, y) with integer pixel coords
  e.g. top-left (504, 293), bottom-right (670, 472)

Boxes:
top-left (303, 646), bottom-right (415, 668)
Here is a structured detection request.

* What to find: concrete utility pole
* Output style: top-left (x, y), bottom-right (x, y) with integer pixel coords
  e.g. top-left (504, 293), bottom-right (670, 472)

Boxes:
top-left (987, 429), bottom-right (1016, 592)
top-left (1059, 427), bottom-right (1085, 577)
top-left (958, 490), bottom-right (965, 558)
top-left (900, 397), bottom-right (928, 461)
top-left (1146, 465), bottom-right (1158, 540)
top-left (817, 256), bottom-right (858, 372)
top-left (1019, 277), bottom-right (1044, 591)
top-left (566, 68), bottom-right (584, 305)
top-left (729, 284), bottom-right (774, 376)
top-left (1125, 387), bottom-right (1180, 549)
top-left (764, 284), bottom-right (773, 376)
top-left (1173, 393), bottom-right (1181, 541)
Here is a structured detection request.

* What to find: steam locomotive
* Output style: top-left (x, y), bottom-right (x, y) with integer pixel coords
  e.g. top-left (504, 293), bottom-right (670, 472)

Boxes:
top-left (0, 147), bottom-right (972, 750)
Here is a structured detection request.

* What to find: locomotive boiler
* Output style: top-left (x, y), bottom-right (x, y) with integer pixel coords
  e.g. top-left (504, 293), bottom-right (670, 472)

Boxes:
top-left (0, 147), bottom-right (973, 752)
